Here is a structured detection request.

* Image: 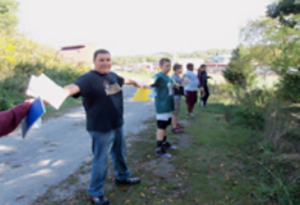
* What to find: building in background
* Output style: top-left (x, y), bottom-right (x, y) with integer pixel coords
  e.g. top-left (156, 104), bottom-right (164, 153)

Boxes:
top-left (58, 43), bottom-right (99, 67)
top-left (175, 58), bottom-right (205, 71)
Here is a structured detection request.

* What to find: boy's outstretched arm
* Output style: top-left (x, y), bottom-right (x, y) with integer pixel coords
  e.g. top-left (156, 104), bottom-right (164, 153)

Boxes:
top-left (124, 78), bottom-right (144, 88)
top-left (63, 84), bottom-right (81, 97)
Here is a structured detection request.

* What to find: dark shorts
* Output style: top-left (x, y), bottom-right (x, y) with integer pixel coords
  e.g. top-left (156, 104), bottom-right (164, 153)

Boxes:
top-left (157, 118), bottom-right (172, 129)
top-left (185, 91), bottom-right (197, 105)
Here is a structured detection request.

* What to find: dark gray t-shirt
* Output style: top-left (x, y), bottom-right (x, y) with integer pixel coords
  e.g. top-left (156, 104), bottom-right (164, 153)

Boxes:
top-left (73, 71), bottom-right (124, 132)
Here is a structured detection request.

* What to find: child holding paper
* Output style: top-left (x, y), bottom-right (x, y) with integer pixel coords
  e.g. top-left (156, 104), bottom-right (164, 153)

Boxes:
top-left (150, 58), bottom-right (179, 158)
top-left (0, 101), bottom-right (31, 137)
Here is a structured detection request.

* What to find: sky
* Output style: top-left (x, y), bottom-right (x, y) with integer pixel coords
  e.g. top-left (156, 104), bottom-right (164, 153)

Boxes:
top-left (16, 0), bottom-right (274, 56)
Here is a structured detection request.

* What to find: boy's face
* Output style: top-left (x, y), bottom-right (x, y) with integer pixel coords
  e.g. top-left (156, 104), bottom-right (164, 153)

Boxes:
top-left (188, 65), bottom-right (194, 71)
top-left (93, 53), bottom-right (112, 74)
top-left (161, 62), bottom-right (171, 74)
top-left (175, 68), bottom-right (183, 75)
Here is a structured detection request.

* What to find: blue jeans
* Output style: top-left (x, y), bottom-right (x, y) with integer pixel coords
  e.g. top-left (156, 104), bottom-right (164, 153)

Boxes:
top-left (87, 126), bottom-right (131, 197)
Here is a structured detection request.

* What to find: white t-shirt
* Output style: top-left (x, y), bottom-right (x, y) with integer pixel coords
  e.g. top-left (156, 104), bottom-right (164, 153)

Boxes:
top-left (184, 70), bottom-right (199, 91)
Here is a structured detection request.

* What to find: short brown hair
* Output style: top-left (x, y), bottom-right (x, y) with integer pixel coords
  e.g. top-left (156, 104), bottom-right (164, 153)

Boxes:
top-left (159, 58), bottom-right (171, 67)
top-left (200, 64), bottom-right (207, 69)
top-left (187, 63), bottom-right (194, 69)
top-left (93, 49), bottom-right (110, 60)
top-left (173, 63), bottom-right (182, 71)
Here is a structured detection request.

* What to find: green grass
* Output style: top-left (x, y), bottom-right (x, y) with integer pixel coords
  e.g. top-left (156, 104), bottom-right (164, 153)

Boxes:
top-left (34, 90), bottom-right (300, 205)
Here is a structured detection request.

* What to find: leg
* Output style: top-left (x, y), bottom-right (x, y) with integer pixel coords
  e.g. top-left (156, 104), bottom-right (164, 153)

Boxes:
top-left (110, 126), bottom-right (131, 181)
top-left (156, 120), bottom-right (172, 158)
top-left (185, 91), bottom-right (191, 114)
top-left (190, 91), bottom-right (197, 113)
top-left (204, 86), bottom-right (210, 106)
top-left (156, 128), bottom-right (165, 141)
top-left (172, 114), bottom-right (177, 128)
top-left (88, 130), bottom-right (115, 197)
top-left (172, 98), bottom-right (180, 128)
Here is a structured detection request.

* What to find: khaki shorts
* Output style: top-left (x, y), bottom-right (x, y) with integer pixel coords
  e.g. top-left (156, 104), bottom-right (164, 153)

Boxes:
top-left (173, 98), bottom-right (181, 116)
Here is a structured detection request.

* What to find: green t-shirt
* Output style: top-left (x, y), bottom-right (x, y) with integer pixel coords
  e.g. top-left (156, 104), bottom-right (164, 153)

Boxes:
top-left (152, 72), bottom-right (174, 114)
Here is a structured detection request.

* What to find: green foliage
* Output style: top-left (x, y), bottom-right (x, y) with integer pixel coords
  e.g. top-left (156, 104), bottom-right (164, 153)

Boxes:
top-left (223, 46), bottom-right (256, 89)
top-left (241, 17), bottom-right (300, 103)
top-left (0, 28), bottom-right (89, 111)
top-left (277, 72), bottom-right (300, 102)
top-left (267, 0), bottom-right (300, 28)
top-left (0, 0), bottom-right (18, 29)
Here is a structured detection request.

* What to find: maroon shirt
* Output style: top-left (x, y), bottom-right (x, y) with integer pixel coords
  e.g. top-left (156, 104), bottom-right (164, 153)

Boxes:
top-left (0, 102), bottom-right (31, 137)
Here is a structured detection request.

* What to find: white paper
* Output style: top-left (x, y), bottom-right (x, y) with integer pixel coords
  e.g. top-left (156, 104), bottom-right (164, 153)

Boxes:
top-left (26, 74), bottom-right (68, 110)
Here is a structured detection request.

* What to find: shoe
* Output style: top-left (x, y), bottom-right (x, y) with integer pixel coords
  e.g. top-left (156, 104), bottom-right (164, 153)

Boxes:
top-left (172, 126), bottom-right (184, 133)
top-left (186, 113), bottom-right (195, 117)
top-left (90, 195), bottom-right (110, 205)
top-left (155, 147), bottom-right (172, 158)
top-left (163, 141), bottom-right (178, 150)
top-left (115, 177), bottom-right (141, 185)
top-left (200, 101), bottom-right (204, 107)
top-left (177, 123), bottom-right (184, 129)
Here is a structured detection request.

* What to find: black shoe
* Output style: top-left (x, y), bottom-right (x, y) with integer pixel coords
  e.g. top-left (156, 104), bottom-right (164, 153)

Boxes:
top-left (90, 195), bottom-right (110, 205)
top-left (115, 177), bottom-right (141, 185)
top-left (163, 141), bottom-right (178, 150)
top-left (155, 146), bottom-right (172, 158)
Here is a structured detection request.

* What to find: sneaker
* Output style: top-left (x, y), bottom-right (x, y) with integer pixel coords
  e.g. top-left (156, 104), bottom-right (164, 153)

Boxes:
top-left (200, 101), bottom-right (204, 107)
top-left (163, 141), bottom-right (178, 150)
top-left (155, 147), bottom-right (172, 158)
top-left (172, 126), bottom-right (184, 133)
top-left (186, 113), bottom-right (195, 117)
top-left (115, 177), bottom-right (141, 185)
top-left (177, 123), bottom-right (184, 129)
top-left (90, 195), bottom-right (110, 205)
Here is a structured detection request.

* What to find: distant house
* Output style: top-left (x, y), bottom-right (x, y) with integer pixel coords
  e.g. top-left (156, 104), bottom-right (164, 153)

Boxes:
top-left (58, 43), bottom-right (99, 67)
top-left (175, 58), bottom-right (205, 71)
top-left (205, 63), bottom-right (228, 74)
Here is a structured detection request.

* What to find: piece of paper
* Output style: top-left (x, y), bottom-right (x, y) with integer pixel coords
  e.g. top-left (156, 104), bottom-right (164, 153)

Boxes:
top-left (21, 97), bottom-right (46, 138)
top-left (132, 88), bottom-right (152, 101)
top-left (26, 74), bottom-right (68, 110)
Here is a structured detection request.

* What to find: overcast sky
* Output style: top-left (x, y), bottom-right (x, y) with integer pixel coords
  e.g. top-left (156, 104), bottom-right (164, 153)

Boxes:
top-left (16, 0), bottom-right (274, 55)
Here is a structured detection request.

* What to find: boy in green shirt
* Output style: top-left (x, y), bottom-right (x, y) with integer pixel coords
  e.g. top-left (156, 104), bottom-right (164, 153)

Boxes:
top-left (151, 58), bottom-right (178, 158)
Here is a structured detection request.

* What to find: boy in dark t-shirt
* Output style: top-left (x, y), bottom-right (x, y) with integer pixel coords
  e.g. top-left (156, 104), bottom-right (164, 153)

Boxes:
top-left (64, 49), bottom-right (142, 205)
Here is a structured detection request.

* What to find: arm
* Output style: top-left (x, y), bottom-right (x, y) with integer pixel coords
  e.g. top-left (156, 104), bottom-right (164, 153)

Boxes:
top-left (0, 102), bottom-right (31, 137)
top-left (63, 84), bottom-right (81, 97)
top-left (124, 78), bottom-right (144, 88)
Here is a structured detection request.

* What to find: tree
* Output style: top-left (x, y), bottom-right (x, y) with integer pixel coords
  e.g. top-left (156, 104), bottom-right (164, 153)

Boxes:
top-left (0, 0), bottom-right (18, 30)
top-left (239, 16), bottom-right (300, 102)
top-left (223, 46), bottom-right (255, 89)
top-left (267, 0), bottom-right (300, 28)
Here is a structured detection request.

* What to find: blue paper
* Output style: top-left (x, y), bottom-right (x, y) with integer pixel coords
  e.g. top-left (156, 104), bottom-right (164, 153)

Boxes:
top-left (21, 97), bottom-right (46, 138)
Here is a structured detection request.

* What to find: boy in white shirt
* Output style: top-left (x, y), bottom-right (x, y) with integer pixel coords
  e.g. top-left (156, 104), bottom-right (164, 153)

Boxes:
top-left (183, 63), bottom-right (199, 117)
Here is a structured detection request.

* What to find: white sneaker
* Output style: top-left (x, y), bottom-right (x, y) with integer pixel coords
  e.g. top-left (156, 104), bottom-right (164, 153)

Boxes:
top-left (200, 101), bottom-right (204, 107)
top-left (186, 113), bottom-right (195, 117)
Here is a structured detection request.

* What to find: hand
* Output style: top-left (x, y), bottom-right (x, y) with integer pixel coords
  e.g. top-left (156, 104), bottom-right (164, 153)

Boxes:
top-left (174, 83), bottom-right (180, 89)
top-left (135, 82), bottom-right (145, 89)
top-left (200, 87), bottom-right (204, 92)
top-left (25, 96), bottom-right (50, 105)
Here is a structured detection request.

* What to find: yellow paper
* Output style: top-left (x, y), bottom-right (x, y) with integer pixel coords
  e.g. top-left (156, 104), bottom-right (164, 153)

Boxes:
top-left (132, 88), bottom-right (152, 101)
